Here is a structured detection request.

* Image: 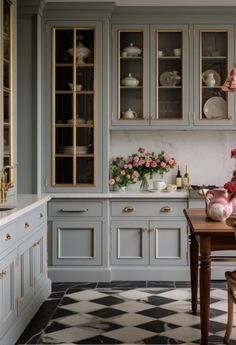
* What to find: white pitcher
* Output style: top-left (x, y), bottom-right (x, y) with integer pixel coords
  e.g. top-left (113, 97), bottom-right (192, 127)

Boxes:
top-left (203, 72), bottom-right (216, 87)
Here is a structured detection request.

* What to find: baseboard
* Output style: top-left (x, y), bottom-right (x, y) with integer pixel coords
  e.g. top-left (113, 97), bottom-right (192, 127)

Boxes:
top-left (48, 267), bottom-right (111, 282)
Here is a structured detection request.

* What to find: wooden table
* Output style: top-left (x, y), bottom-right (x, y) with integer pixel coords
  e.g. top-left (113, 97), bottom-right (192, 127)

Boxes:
top-left (183, 208), bottom-right (236, 345)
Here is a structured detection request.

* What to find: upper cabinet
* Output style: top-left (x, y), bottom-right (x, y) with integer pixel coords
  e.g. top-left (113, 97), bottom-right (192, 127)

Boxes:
top-left (111, 23), bottom-right (235, 129)
top-left (193, 25), bottom-right (234, 126)
top-left (1, 0), bottom-right (14, 184)
top-left (45, 21), bottom-right (103, 192)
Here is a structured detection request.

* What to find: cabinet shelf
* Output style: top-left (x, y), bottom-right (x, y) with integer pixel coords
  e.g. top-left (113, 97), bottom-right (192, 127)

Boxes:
top-left (56, 124), bottom-right (94, 128)
top-left (56, 63), bottom-right (94, 67)
top-left (158, 56), bottom-right (181, 59)
top-left (55, 154), bottom-right (94, 157)
top-left (120, 56), bottom-right (142, 60)
top-left (202, 85), bottom-right (223, 88)
top-left (120, 86), bottom-right (142, 89)
top-left (201, 56), bottom-right (227, 59)
top-left (55, 90), bottom-right (94, 94)
top-left (158, 86), bottom-right (181, 88)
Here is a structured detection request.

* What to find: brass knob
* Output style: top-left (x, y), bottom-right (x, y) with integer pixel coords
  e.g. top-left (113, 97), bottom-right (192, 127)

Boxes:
top-left (5, 233), bottom-right (12, 241)
top-left (143, 227), bottom-right (149, 232)
top-left (160, 206), bottom-right (171, 213)
top-left (36, 240), bottom-right (41, 245)
top-left (24, 222), bottom-right (30, 229)
top-left (123, 206), bottom-right (135, 213)
top-left (33, 243), bottom-right (37, 247)
top-left (39, 213), bottom-right (43, 218)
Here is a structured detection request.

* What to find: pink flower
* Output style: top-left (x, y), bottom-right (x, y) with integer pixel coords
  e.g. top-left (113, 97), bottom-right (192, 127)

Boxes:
top-left (151, 161), bottom-right (157, 168)
top-left (160, 161), bottom-right (166, 168)
top-left (126, 174), bottom-right (131, 179)
top-left (128, 163), bottom-right (133, 169)
top-left (108, 178), bottom-right (115, 185)
top-left (231, 148), bottom-right (236, 159)
top-left (132, 171), bottom-right (139, 178)
top-left (164, 155), bottom-right (170, 162)
top-left (124, 164), bottom-right (128, 169)
top-left (224, 181), bottom-right (236, 193)
top-left (145, 162), bottom-right (150, 167)
top-left (133, 156), bottom-right (139, 162)
top-left (168, 158), bottom-right (175, 166)
top-left (120, 170), bottom-right (126, 176)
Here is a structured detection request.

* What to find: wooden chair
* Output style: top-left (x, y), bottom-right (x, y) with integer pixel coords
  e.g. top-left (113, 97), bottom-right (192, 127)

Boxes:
top-left (224, 271), bottom-right (236, 344)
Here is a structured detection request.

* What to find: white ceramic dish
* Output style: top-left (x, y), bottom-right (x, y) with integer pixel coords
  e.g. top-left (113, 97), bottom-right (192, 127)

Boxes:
top-left (67, 118), bottom-right (86, 124)
top-left (159, 71), bottom-right (175, 86)
top-left (63, 146), bottom-right (88, 154)
top-left (202, 69), bottom-right (221, 86)
top-left (203, 96), bottom-right (227, 118)
top-left (148, 189), bottom-right (161, 193)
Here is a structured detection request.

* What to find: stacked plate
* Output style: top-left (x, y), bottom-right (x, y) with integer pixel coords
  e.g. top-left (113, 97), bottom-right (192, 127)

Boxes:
top-left (67, 118), bottom-right (86, 125)
top-left (63, 146), bottom-right (88, 154)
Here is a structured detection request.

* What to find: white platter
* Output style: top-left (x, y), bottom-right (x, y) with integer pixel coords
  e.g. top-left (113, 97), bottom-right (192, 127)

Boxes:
top-left (159, 72), bottom-right (175, 86)
top-left (202, 69), bottom-right (221, 86)
top-left (203, 96), bottom-right (227, 118)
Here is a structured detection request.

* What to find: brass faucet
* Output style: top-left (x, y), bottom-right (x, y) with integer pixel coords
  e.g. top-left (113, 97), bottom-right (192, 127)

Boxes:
top-left (0, 165), bottom-right (15, 203)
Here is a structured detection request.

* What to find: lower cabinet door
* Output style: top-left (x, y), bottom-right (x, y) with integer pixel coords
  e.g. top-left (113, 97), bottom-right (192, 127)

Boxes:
top-left (0, 249), bottom-right (17, 335)
top-left (18, 236), bottom-right (35, 313)
top-left (149, 220), bottom-right (187, 265)
top-left (34, 228), bottom-right (47, 292)
top-left (52, 221), bottom-right (102, 266)
top-left (111, 221), bottom-right (149, 265)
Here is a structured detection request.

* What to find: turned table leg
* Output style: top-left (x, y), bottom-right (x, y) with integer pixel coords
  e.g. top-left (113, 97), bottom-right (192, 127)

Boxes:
top-left (189, 233), bottom-right (199, 314)
top-left (199, 236), bottom-right (211, 345)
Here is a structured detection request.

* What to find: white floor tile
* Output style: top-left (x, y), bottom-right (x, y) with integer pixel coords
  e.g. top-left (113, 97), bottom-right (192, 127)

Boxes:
top-left (61, 301), bottom-right (104, 313)
top-left (104, 326), bottom-right (156, 343)
top-left (111, 312), bottom-right (155, 326)
top-left (160, 300), bottom-right (192, 313)
top-left (56, 313), bottom-right (95, 326)
top-left (118, 290), bottom-right (152, 300)
top-left (41, 326), bottom-right (98, 343)
top-left (66, 290), bottom-right (107, 301)
top-left (159, 312), bottom-right (200, 326)
top-left (210, 300), bottom-right (228, 312)
top-left (113, 300), bottom-right (155, 313)
top-left (157, 289), bottom-right (192, 300)
top-left (160, 326), bottom-right (202, 342)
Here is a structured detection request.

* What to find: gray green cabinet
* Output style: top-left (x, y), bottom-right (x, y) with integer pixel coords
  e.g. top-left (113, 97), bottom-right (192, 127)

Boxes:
top-left (111, 22), bottom-right (235, 129)
top-left (44, 20), bottom-right (104, 192)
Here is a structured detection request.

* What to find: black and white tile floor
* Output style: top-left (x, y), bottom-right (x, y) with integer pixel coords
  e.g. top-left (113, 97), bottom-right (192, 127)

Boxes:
top-left (16, 281), bottom-right (236, 345)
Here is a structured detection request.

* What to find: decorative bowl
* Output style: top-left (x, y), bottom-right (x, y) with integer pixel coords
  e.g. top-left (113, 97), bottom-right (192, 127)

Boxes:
top-left (122, 43), bottom-right (142, 56)
top-left (121, 73), bottom-right (139, 87)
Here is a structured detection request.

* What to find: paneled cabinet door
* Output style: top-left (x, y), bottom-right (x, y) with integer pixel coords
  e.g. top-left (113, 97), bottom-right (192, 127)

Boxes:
top-left (111, 25), bottom-right (150, 126)
top-left (193, 25), bottom-right (234, 126)
top-left (149, 220), bottom-right (187, 265)
top-left (150, 25), bottom-right (189, 126)
top-left (52, 221), bottom-right (102, 266)
top-left (0, 248), bottom-right (17, 335)
top-left (111, 220), bottom-right (149, 265)
top-left (34, 228), bottom-right (47, 292)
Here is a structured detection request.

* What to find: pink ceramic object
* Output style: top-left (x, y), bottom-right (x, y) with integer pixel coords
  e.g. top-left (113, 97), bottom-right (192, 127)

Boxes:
top-left (205, 188), bottom-right (233, 221)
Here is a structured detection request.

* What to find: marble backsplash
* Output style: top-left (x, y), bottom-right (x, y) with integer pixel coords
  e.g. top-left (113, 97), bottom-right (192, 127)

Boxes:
top-left (110, 130), bottom-right (236, 186)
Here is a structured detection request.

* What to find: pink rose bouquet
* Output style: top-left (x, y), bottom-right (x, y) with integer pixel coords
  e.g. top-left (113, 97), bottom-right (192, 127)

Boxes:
top-left (109, 148), bottom-right (176, 190)
top-left (224, 148), bottom-right (236, 193)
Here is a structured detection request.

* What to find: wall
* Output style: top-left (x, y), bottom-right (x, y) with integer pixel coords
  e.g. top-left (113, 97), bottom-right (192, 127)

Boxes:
top-left (111, 130), bottom-right (236, 186)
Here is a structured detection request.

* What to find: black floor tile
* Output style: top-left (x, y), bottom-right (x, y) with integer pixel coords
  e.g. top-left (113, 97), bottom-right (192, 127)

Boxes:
top-left (146, 295), bottom-right (176, 306)
top-left (143, 334), bottom-right (184, 344)
top-left (175, 281), bottom-right (191, 288)
top-left (91, 296), bottom-right (124, 306)
top-left (89, 307), bottom-right (126, 319)
top-left (43, 320), bottom-right (69, 333)
top-left (138, 319), bottom-right (179, 333)
top-left (75, 335), bottom-right (123, 344)
top-left (138, 306), bottom-right (176, 318)
top-left (52, 306), bottom-right (77, 319)
top-left (147, 281), bottom-right (176, 288)
top-left (16, 326), bottom-right (42, 344)
top-left (97, 280), bottom-right (147, 289)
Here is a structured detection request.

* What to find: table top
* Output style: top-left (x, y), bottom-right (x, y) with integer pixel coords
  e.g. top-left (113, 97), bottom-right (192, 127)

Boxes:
top-left (184, 208), bottom-right (236, 235)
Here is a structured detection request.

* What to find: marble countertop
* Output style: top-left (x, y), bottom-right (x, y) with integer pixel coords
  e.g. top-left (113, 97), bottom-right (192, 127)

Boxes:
top-left (0, 194), bottom-right (51, 227)
top-left (48, 190), bottom-right (189, 199)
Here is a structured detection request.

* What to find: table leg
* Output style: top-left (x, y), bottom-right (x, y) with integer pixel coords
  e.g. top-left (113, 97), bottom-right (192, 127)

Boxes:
top-left (189, 233), bottom-right (199, 314)
top-left (199, 236), bottom-right (211, 345)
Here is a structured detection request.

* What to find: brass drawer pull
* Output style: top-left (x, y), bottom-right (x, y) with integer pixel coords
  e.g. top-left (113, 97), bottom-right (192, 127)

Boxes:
top-left (24, 222), bottom-right (30, 229)
top-left (149, 228), bottom-right (155, 232)
top-left (123, 206), bottom-right (135, 213)
top-left (33, 242), bottom-right (37, 247)
top-left (142, 227), bottom-right (149, 232)
top-left (59, 208), bottom-right (88, 213)
top-left (160, 206), bottom-right (171, 213)
top-left (5, 233), bottom-right (12, 241)
top-left (0, 270), bottom-right (6, 278)
top-left (39, 213), bottom-right (43, 218)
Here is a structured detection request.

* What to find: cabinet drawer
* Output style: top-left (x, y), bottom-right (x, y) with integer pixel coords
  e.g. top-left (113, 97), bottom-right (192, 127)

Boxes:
top-left (48, 201), bottom-right (102, 218)
top-left (18, 204), bottom-right (47, 239)
top-left (0, 222), bottom-right (17, 254)
top-left (111, 201), bottom-right (186, 217)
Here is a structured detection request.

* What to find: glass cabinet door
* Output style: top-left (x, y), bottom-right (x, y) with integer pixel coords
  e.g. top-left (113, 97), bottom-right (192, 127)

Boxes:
top-left (1, 0), bottom-right (14, 184)
top-left (151, 25), bottom-right (189, 126)
top-left (52, 27), bottom-right (95, 186)
top-left (112, 25), bottom-right (149, 126)
top-left (193, 25), bottom-right (234, 126)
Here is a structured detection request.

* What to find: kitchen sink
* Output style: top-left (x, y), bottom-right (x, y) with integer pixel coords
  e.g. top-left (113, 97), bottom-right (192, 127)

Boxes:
top-left (0, 205), bottom-right (15, 211)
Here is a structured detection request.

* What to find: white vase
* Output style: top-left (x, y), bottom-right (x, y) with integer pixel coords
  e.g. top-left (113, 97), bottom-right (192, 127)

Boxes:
top-left (114, 185), bottom-right (126, 192)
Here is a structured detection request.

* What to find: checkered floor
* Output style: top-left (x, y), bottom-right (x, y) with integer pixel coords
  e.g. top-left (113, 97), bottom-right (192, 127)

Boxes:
top-left (16, 282), bottom-right (236, 345)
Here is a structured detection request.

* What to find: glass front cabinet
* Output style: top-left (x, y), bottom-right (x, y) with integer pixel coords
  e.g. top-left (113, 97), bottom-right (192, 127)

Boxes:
top-left (193, 25), bottom-right (234, 126)
top-left (49, 24), bottom-right (102, 190)
top-left (111, 24), bottom-right (234, 128)
top-left (1, 0), bottom-right (14, 184)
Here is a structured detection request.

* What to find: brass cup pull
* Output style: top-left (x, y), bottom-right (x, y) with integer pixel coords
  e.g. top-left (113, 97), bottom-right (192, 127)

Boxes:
top-left (0, 270), bottom-right (6, 278)
top-left (160, 206), bottom-right (171, 213)
top-left (123, 206), bottom-right (135, 213)
top-left (39, 213), bottom-right (43, 218)
top-left (24, 222), bottom-right (30, 229)
top-left (5, 233), bottom-right (12, 241)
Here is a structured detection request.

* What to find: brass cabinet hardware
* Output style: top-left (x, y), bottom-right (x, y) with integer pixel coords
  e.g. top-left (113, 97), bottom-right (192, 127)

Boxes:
top-left (143, 227), bottom-right (149, 232)
top-left (0, 270), bottom-right (6, 278)
top-left (39, 213), bottom-right (43, 218)
top-left (123, 206), bottom-right (135, 213)
top-left (24, 222), bottom-right (30, 228)
top-left (5, 233), bottom-right (12, 241)
top-left (149, 228), bottom-right (155, 232)
top-left (33, 243), bottom-right (37, 247)
top-left (36, 240), bottom-right (41, 245)
top-left (160, 206), bottom-right (171, 212)
top-left (59, 208), bottom-right (88, 213)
